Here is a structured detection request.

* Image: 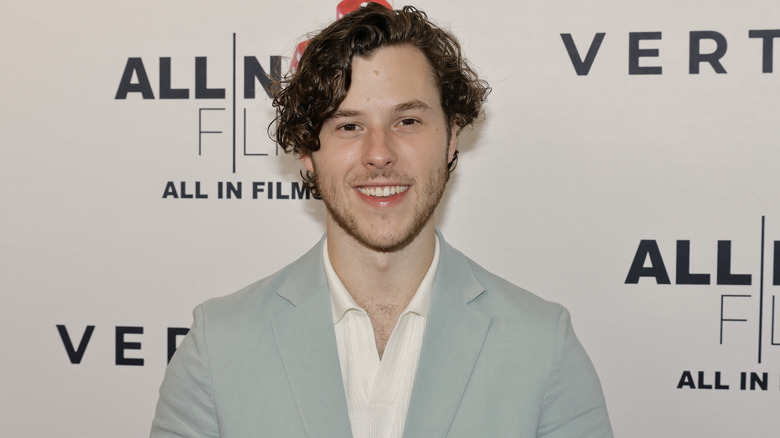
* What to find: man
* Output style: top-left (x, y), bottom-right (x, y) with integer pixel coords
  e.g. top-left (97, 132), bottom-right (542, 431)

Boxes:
top-left (151, 4), bottom-right (612, 437)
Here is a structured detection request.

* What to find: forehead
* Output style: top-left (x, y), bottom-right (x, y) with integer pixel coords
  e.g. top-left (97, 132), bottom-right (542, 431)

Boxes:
top-left (339, 44), bottom-right (441, 111)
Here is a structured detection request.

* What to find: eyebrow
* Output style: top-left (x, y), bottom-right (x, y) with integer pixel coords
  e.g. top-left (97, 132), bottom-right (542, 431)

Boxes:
top-left (330, 109), bottom-right (362, 119)
top-left (329, 99), bottom-right (433, 120)
top-left (393, 99), bottom-right (432, 113)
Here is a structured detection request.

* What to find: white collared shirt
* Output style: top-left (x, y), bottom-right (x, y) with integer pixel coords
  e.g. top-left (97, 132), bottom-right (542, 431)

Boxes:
top-left (323, 237), bottom-right (440, 438)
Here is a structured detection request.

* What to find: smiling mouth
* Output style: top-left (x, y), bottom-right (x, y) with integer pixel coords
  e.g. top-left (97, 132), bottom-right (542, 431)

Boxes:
top-left (357, 186), bottom-right (410, 197)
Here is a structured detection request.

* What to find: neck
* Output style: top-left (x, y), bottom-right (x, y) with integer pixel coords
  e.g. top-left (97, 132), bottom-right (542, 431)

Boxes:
top-left (326, 220), bottom-right (436, 311)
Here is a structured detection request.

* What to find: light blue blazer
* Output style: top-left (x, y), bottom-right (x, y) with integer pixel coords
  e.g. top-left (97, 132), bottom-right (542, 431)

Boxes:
top-left (151, 233), bottom-right (612, 437)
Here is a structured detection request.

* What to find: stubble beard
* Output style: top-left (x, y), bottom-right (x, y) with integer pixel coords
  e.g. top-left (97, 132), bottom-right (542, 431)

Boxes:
top-left (315, 164), bottom-right (449, 253)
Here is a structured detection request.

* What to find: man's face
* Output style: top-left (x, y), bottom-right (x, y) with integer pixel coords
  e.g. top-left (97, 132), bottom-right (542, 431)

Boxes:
top-left (301, 44), bottom-right (456, 252)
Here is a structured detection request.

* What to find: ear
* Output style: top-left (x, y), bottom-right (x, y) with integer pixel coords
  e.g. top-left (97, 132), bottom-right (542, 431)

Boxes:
top-left (300, 152), bottom-right (315, 173)
top-left (447, 123), bottom-right (458, 163)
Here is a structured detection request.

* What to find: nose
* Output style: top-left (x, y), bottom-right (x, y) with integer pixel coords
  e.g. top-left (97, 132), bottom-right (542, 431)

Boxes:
top-left (362, 128), bottom-right (396, 169)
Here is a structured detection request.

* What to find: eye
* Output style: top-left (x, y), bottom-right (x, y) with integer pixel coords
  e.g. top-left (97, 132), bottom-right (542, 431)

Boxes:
top-left (339, 123), bottom-right (360, 131)
top-left (397, 118), bottom-right (420, 126)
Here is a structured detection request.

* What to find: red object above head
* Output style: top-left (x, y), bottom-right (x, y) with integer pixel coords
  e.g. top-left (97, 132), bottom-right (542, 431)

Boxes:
top-left (336, 0), bottom-right (392, 19)
top-left (292, 0), bottom-right (394, 71)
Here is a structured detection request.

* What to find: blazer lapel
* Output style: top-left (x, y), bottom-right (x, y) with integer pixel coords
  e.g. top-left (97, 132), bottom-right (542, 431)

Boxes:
top-left (403, 234), bottom-right (492, 437)
top-left (270, 238), bottom-right (352, 437)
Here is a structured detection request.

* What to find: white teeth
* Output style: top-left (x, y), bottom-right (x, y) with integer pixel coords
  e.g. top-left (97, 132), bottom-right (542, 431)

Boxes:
top-left (357, 185), bottom-right (409, 197)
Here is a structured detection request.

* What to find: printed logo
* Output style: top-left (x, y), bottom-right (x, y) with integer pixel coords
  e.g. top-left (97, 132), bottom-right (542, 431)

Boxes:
top-left (561, 29), bottom-right (780, 75)
top-left (625, 216), bottom-right (780, 391)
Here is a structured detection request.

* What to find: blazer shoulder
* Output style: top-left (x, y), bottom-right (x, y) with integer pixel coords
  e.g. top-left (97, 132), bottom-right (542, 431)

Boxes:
top-left (463, 254), bottom-right (566, 325)
top-left (198, 239), bottom-right (327, 324)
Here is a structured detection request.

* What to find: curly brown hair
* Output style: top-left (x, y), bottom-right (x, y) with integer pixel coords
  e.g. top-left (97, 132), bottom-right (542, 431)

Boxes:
top-left (272, 3), bottom-right (490, 199)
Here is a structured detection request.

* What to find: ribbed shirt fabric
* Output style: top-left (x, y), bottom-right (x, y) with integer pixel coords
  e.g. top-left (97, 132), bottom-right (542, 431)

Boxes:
top-left (323, 237), bottom-right (440, 438)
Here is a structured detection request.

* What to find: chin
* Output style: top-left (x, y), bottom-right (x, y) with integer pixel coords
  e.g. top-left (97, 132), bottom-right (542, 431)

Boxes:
top-left (346, 220), bottom-right (429, 253)
top-left (320, 174), bottom-right (444, 253)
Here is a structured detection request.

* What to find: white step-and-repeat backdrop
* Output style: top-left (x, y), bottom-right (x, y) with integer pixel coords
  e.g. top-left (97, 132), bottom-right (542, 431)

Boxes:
top-left (2, 0), bottom-right (779, 436)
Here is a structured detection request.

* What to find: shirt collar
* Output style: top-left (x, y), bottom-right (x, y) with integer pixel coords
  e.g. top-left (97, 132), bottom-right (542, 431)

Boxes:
top-left (324, 235), bottom-right (440, 325)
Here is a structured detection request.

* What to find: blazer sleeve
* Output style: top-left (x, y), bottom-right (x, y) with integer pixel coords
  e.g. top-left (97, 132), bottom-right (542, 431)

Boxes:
top-left (536, 308), bottom-right (613, 438)
top-left (150, 305), bottom-right (220, 438)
